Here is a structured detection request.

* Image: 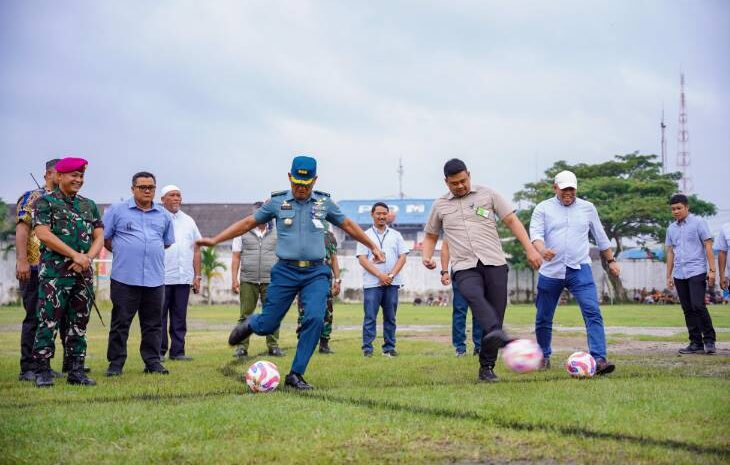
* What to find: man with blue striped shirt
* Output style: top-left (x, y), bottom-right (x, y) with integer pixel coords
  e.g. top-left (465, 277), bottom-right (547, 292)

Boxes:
top-left (665, 193), bottom-right (716, 355)
top-left (529, 170), bottom-right (618, 375)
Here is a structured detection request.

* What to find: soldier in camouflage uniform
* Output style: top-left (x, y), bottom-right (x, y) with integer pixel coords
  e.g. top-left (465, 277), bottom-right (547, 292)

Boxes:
top-left (296, 227), bottom-right (342, 353)
top-left (32, 157), bottom-right (105, 387)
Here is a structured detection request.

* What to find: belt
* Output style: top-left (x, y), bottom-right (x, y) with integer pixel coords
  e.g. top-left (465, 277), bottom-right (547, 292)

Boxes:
top-left (281, 259), bottom-right (324, 268)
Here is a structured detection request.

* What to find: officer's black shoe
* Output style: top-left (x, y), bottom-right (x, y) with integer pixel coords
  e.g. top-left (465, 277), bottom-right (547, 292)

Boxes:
top-left (67, 358), bottom-right (96, 386)
top-left (105, 365), bottom-right (123, 377)
top-left (268, 347), bottom-right (285, 357)
top-left (284, 372), bottom-right (314, 390)
top-left (35, 360), bottom-right (55, 388)
top-left (704, 342), bottom-right (716, 354)
top-left (318, 338), bottom-right (333, 354)
top-left (228, 318), bottom-right (254, 346)
top-left (478, 365), bottom-right (499, 383)
top-left (483, 330), bottom-right (513, 355)
top-left (143, 363), bottom-right (170, 374)
top-left (678, 344), bottom-right (705, 354)
top-left (18, 370), bottom-right (36, 382)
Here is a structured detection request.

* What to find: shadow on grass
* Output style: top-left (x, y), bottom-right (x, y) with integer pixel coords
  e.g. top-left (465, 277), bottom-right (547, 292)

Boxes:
top-left (297, 390), bottom-right (730, 458)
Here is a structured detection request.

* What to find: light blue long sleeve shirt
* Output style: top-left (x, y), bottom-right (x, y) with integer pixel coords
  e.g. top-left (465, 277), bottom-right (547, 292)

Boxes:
top-left (665, 214), bottom-right (712, 279)
top-left (530, 196), bottom-right (611, 279)
top-left (356, 226), bottom-right (410, 289)
top-left (103, 198), bottom-right (175, 287)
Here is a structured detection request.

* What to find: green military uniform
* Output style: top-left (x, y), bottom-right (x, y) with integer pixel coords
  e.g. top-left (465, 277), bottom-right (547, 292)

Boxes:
top-left (297, 230), bottom-right (338, 343)
top-left (32, 190), bottom-right (103, 361)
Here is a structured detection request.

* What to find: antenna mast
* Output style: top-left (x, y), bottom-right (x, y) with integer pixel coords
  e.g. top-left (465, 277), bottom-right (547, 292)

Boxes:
top-left (660, 107), bottom-right (667, 174)
top-left (676, 73), bottom-right (692, 192)
top-left (398, 157), bottom-right (405, 199)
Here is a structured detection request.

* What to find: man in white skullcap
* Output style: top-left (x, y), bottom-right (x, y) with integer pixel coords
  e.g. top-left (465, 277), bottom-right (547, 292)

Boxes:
top-left (160, 185), bottom-right (201, 361)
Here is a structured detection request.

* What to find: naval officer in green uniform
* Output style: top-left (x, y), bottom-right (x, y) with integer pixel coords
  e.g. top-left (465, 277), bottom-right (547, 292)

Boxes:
top-left (198, 155), bottom-right (384, 389)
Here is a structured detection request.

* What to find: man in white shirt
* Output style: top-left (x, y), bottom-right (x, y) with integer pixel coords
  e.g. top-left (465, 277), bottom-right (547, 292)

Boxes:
top-left (529, 171), bottom-right (619, 374)
top-left (356, 202), bottom-right (410, 357)
top-left (160, 185), bottom-right (201, 361)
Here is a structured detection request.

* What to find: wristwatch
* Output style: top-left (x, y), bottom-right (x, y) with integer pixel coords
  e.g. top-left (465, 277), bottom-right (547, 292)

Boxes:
top-left (334, 278), bottom-right (342, 284)
top-left (440, 270), bottom-right (449, 276)
top-left (387, 273), bottom-right (394, 279)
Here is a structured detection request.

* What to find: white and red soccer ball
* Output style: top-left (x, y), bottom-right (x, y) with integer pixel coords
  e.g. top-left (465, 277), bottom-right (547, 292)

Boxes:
top-left (565, 351), bottom-right (596, 378)
top-left (245, 360), bottom-right (280, 393)
top-left (502, 339), bottom-right (543, 373)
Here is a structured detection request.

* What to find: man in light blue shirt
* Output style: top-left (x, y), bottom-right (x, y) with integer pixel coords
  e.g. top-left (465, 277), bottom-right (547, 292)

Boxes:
top-left (665, 193), bottom-right (716, 354)
top-left (718, 222), bottom-right (730, 296)
top-left (530, 170), bottom-right (619, 375)
top-left (356, 202), bottom-right (410, 357)
top-left (103, 171), bottom-right (175, 376)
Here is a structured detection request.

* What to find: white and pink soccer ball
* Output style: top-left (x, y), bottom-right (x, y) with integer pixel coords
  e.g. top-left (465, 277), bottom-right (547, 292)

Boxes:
top-left (245, 360), bottom-right (280, 393)
top-left (565, 351), bottom-right (596, 378)
top-left (501, 339), bottom-right (543, 373)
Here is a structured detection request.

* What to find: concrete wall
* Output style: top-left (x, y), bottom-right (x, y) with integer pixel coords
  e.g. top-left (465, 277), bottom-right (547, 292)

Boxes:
top-left (0, 250), bottom-right (670, 305)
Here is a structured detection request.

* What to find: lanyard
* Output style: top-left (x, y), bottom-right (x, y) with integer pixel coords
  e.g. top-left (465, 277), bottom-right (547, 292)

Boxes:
top-left (372, 227), bottom-right (389, 251)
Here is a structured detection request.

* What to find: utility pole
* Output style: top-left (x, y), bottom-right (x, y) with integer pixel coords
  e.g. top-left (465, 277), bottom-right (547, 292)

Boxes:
top-left (660, 106), bottom-right (667, 174)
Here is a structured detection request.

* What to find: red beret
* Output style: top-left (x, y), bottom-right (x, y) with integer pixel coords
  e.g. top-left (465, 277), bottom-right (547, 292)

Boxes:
top-left (55, 157), bottom-right (88, 173)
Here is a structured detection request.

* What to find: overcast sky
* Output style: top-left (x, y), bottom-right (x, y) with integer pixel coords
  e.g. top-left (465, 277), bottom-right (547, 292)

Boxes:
top-left (1, 1), bottom-right (728, 210)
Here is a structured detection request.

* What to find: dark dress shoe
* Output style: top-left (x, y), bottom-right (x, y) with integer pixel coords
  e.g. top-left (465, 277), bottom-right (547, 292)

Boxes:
top-left (678, 344), bottom-right (705, 354)
top-left (233, 348), bottom-right (248, 359)
top-left (704, 342), bottom-right (716, 354)
top-left (169, 355), bottom-right (193, 361)
top-left (285, 373), bottom-right (313, 390)
top-left (382, 350), bottom-right (399, 357)
top-left (268, 347), bottom-right (285, 357)
top-left (105, 366), bottom-right (123, 377)
top-left (228, 318), bottom-right (254, 346)
top-left (363, 351), bottom-right (373, 358)
top-left (478, 366), bottom-right (499, 383)
top-left (144, 363), bottom-right (170, 374)
top-left (18, 371), bottom-right (36, 382)
top-left (540, 358), bottom-right (551, 370)
top-left (595, 359), bottom-right (615, 375)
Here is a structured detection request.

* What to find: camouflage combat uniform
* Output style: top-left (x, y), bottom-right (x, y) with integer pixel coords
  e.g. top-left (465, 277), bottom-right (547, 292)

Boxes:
top-left (32, 190), bottom-right (103, 361)
top-left (297, 230), bottom-right (338, 343)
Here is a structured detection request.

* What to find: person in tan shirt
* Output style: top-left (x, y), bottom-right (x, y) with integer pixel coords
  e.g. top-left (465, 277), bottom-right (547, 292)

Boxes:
top-left (422, 158), bottom-right (542, 382)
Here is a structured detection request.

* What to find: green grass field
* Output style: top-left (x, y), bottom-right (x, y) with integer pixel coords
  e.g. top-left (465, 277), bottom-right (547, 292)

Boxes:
top-left (0, 303), bottom-right (728, 465)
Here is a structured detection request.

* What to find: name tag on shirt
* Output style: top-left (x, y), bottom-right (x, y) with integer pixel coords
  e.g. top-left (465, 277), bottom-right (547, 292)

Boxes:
top-left (475, 206), bottom-right (490, 218)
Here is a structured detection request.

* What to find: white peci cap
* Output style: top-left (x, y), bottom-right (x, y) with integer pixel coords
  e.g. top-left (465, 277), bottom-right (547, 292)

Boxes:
top-left (160, 185), bottom-right (181, 198)
top-left (554, 171), bottom-right (577, 190)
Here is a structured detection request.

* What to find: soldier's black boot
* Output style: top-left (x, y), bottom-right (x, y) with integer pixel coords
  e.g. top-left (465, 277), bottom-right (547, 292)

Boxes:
top-left (63, 354), bottom-right (91, 374)
top-left (228, 318), bottom-right (254, 346)
top-left (318, 338), bottom-right (333, 354)
top-left (67, 357), bottom-right (96, 386)
top-left (35, 359), bottom-right (55, 388)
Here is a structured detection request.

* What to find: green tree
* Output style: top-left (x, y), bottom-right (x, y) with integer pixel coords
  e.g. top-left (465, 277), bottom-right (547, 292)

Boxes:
top-left (498, 209), bottom-right (533, 302)
top-left (200, 246), bottom-right (227, 305)
top-left (509, 152), bottom-right (716, 302)
top-left (0, 199), bottom-right (16, 258)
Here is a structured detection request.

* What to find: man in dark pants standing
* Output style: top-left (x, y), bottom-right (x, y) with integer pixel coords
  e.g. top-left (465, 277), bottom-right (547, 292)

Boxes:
top-left (422, 159), bottom-right (542, 382)
top-left (665, 193), bottom-right (717, 355)
top-left (103, 172), bottom-right (175, 376)
top-left (15, 159), bottom-right (61, 381)
top-left (160, 185), bottom-right (202, 361)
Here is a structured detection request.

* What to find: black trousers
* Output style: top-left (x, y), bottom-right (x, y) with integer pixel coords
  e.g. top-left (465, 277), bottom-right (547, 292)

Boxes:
top-left (107, 279), bottom-right (164, 369)
top-left (453, 263), bottom-right (509, 367)
top-left (674, 273), bottom-right (716, 345)
top-left (160, 284), bottom-right (191, 357)
top-left (19, 269), bottom-right (68, 372)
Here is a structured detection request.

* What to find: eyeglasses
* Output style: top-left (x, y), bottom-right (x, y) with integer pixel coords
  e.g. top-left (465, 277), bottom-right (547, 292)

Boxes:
top-left (135, 185), bottom-right (157, 191)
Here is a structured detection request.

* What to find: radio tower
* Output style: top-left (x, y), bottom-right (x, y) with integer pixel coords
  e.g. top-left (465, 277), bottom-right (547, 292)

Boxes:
top-left (676, 73), bottom-right (692, 193)
top-left (660, 107), bottom-right (667, 174)
top-left (398, 157), bottom-right (405, 199)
